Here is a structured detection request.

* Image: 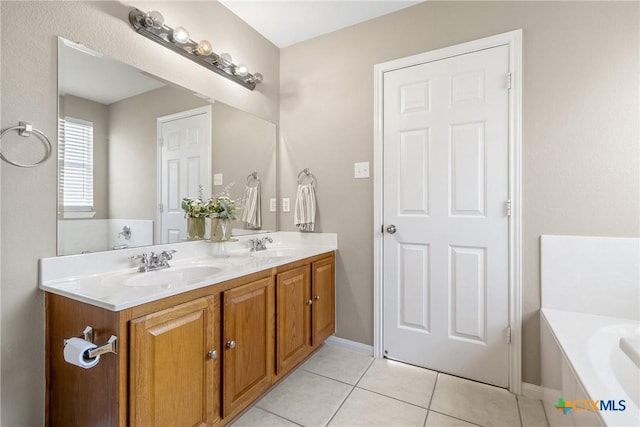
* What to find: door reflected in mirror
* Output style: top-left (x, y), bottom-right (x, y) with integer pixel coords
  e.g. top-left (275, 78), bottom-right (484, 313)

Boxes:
top-left (57, 38), bottom-right (276, 255)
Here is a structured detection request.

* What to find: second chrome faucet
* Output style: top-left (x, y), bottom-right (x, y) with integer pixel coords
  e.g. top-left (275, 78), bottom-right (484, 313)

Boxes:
top-left (248, 237), bottom-right (273, 251)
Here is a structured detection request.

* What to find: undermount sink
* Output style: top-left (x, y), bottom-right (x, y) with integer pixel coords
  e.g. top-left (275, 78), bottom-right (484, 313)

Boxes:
top-left (251, 247), bottom-right (300, 259)
top-left (124, 265), bottom-right (223, 287)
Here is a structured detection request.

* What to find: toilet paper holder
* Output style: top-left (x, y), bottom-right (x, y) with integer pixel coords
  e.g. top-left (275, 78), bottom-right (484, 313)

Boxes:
top-left (64, 326), bottom-right (118, 359)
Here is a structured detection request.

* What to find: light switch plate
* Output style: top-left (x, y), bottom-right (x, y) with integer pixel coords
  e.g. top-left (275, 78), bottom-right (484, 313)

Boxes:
top-left (269, 198), bottom-right (277, 212)
top-left (213, 173), bottom-right (223, 186)
top-left (282, 198), bottom-right (290, 212)
top-left (354, 162), bottom-right (370, 179)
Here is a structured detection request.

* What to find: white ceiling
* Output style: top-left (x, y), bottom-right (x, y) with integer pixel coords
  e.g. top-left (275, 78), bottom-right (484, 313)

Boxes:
top-left (219, 0), bottom-right (423, 48)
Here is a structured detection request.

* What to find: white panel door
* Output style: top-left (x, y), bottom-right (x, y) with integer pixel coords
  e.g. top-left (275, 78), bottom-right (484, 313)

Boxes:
top-left (158, 107), bottom-right (211, 243)
top-left (383, 45), bottom-right (510, 387)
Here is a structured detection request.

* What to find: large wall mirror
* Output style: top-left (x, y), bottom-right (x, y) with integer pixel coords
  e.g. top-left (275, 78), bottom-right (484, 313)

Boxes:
top-left (57, 38), bottom-right (276, 255)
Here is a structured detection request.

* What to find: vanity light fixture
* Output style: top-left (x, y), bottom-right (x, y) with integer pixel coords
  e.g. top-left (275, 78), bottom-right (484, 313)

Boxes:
top-left (128, 8), bottom-right (263, 90)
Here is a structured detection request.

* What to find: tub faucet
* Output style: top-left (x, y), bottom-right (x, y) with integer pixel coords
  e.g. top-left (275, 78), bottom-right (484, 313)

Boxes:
top-left (249, 237), bottom-right (273, 251)
top-left (118, 225), bottom-right (132, 240)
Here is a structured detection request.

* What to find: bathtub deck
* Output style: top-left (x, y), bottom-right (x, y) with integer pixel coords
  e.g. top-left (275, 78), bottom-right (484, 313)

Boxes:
top-left (541, 308), bottom-right (639, 427)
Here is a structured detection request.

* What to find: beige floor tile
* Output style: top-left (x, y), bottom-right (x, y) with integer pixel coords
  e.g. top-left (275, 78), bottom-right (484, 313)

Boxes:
top-left (300, 344), bottom-right (374, 385)
top-left (328, 388), bottom-right (427, 427)
top-left (430, 374), bottom-right (520, 427)
top-left (357, 358), bottom-right (437, 408)
top-left (425, 411), bottom-right (481, 426)
top-left (256, 369), bottom-right (352, 427)
top-left (231, 407), bottom-right (300, 427)
top-left (518, 395), bottom-right (549, 427)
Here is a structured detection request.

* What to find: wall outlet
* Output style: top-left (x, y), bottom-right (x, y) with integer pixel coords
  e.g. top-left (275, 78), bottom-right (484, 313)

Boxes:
top-left (269, 198), bottom-right (277, 212)
top-left (282, 198), bottom-right (290, 212)
top-left (213, 173), bottom-right (223, 186)
top-left (354, 162), bottom-right (370, 179)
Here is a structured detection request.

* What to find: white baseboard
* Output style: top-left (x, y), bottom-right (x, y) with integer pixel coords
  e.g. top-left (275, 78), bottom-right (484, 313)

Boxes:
top-left (325, 335), bottom-right (374, 356)
top-left (521, 382), bottom-right (543, 400)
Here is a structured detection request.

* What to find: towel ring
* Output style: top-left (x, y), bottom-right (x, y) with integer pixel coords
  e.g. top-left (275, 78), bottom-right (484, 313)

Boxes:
top-left (297, 168), bottom-right (316, 187)
top-left (0, 122), bottom-right (52, 168)
top-left (246, 171), bottom-right (260, 187)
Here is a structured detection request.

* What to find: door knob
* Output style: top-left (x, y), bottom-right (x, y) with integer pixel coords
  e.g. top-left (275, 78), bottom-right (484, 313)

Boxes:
top-left (226, 340), bottom-right (236, 349)
top-left (314, 295), bottom-right (320, 301)
top-left (207, 350), bottom-right (218, 359)
top-left (386, 224), bottom-right (397, 234)
top-left (306, 299), bottom-right (313, 306)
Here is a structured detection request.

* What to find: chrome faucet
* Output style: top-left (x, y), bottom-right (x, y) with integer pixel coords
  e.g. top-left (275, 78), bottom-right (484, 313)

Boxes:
top-left (130, 250), bottom-right (176, 272)
top-left (248, 237), bottom-right (273, 251)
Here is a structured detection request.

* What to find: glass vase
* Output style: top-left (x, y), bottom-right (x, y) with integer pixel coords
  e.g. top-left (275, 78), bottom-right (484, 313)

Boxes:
top-left (187, 217), bottom-right (205, 240)
top-left (210, 218), bottom-right (232, 242)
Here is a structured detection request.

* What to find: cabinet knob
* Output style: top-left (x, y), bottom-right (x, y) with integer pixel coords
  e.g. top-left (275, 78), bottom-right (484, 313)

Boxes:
top-left (306, 299), bottom-right (313, 306)
top-left (207, 350), bottom-right (218, 359)
top-left (314, 295), bottom-right (320, 301)
top-left (226, 340), bottom-right (236, 349)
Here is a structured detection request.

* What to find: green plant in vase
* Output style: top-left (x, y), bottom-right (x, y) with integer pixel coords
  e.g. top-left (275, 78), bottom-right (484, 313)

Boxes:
top-left (182, 186), bottom-right (209, 240)
top-left (209, 185), bottom-right (238, 241)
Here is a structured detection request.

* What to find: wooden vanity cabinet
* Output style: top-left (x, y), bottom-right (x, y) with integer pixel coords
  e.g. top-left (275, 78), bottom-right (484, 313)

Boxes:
top-left (311, 256), bottom-right (336, 346)
top-left (275, 253), bottom-right (335, 377)
top-left (221, 277), bottom-right (274, 419)
top-left (45, 252), bottom-right (334, 427)
top-left (276, 265), bottom-right (312, 374)
top-left (45, 293), bottom-right (129, 427)
top-left (129, 295), bottom-right (220, 427)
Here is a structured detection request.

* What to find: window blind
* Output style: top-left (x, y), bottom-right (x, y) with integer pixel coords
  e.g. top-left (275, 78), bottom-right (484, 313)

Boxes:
top-left (59, 117), bottom-right (94, 212)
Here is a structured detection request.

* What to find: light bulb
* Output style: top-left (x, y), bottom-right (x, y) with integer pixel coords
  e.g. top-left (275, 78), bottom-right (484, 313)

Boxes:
top-left (171, 26), bottom-right (190, 44)
top-left (252, 73), bottom-right (264, 84)
top-left (218, 52), bottom-right (232, 65)
top-left (142, 10), bottom-right (164, 29)
top-left (195, 40), bottom-right (213, 56)
top-left (235, 64), bottom-right (249, 77)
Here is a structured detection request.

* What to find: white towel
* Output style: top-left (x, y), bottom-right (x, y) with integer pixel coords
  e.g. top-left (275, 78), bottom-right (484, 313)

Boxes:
top-left (294, 183), bottom-right (316, 232)
top-left (240, 183), bottom-right (261, 229)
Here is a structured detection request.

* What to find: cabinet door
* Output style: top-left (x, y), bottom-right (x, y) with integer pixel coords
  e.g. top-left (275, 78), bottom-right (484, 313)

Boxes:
top-left (130, 296), bottom-right (219, 427)
top-left (312, 257), bottom-right (336, 346)
top-left (276, 265), bottom-right (312, 375)
top-left (222, 277), bottom-right (274, 418)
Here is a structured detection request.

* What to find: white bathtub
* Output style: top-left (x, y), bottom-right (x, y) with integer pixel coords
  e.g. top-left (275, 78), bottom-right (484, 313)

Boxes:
top-left (541, 308), bottom-right (640, 427)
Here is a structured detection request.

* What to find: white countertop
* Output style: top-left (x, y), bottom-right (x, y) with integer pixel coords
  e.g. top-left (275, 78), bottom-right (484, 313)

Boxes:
top-left (40, 232), bottom-right (337, 311)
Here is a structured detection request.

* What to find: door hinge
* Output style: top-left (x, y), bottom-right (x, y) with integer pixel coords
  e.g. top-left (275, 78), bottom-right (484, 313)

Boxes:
top-left (506, 326), bottom-right (512, 344)
top-left (158, 203), bottom-right (164, 213)
top-left (506, 73), bottom-right (512, 90)
top-left (506, 199), bottom-right (512, 217)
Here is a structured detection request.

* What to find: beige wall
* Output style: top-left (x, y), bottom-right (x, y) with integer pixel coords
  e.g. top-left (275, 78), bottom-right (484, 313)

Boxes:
top-left (61, 95), bottom-right (110, 219)
top-left (279, 0), bottom-right (639, 386)
top-left (0, 1), bottom-right (279, 424)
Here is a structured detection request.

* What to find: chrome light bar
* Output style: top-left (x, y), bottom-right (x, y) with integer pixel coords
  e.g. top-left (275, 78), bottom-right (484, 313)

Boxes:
top-left (128, 8), bottom-right (263, 91)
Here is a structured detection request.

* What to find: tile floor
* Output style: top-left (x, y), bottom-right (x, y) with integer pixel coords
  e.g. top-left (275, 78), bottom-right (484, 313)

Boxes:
top-left (232, 344), bottom-right (549, 427)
